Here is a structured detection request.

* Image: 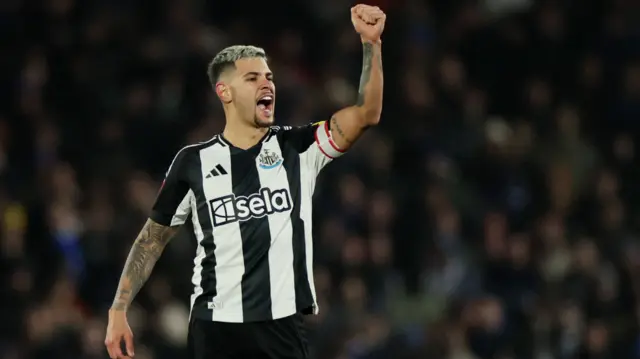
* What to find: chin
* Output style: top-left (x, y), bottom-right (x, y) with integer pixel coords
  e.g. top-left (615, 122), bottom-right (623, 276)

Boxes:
top-left (254, 115), bottom-right (275, 128)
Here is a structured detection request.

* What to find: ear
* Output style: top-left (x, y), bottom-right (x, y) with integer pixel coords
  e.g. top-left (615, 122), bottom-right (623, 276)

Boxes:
top-left (215, 82), bottom-right (232, 103)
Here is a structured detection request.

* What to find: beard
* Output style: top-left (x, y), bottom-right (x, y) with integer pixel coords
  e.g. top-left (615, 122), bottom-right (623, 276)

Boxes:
top-left (254, 114), bottom-right (274, 128)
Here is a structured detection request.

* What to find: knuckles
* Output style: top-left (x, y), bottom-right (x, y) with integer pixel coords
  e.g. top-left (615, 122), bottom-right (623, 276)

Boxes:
top-left (352, 4), bottom-right (386, 27)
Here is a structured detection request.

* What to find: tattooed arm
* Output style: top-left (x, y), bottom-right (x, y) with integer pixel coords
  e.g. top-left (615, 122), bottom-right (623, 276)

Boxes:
top-left (111, 219), bottom-right (179, 312)
top-left (328, 40), bottom-right (383, 152)
top-left (106, 149), bottom-right (191, 359)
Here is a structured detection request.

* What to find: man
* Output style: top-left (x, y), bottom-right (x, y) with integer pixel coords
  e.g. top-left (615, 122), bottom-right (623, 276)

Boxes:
top-left (105, 4), bottom-right (385, 359)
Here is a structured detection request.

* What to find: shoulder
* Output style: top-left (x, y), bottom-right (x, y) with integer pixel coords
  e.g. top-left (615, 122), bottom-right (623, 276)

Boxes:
top-left (179, 135), bottom-right (227, 155)
top-left (268, 125), bottom-right (294, 134)
top-left (168, 135), bottom-right (227, 170)
top-left (270, 123), bottom-right (321, 152)
top-left (270, 122), bottom-right (325, 140)
top-left (270, 122), bottom-right (324, 133)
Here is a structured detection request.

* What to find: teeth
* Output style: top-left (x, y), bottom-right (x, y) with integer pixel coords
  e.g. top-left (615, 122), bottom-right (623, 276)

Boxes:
top-left (261, 95), bottom-right (273, 101)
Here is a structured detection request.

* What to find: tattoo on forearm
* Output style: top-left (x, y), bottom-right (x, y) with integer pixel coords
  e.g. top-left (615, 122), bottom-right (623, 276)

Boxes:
top-left (111, 219), bottom-right (177, 311)
top-left (356, 43), bottom-right (374, 106)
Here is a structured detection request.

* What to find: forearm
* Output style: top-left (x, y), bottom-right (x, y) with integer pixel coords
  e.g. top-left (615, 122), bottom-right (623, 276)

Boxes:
top-left (111, 219), bottom-right (178, 311)
top-left (355, 40), bottom-right (383, 123)
top-left (328, 41), bottom-right (383, 148)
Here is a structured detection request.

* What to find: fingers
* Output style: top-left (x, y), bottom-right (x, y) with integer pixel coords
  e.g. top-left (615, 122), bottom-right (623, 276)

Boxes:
top-left (114, 342), bottom-right (125, 358)
top-left (368, 7), bottom-right (385, 18)
top-left (105, 334), bottom-right (134, 358)
top-left (352, 4), bottom-right (382, 17)
top-left (371, 12), bottom-right (385, 22)
top-left (124, 332), bottom-right (135, 357)
top-left (105, 336), bottom-right (121, 358)
top-left (375, 13), bottom-right (387, 27)
top-left (105, 335), bottom-right (113, 358)
top-left (353, 4), bottom-right (383, 15)
top-left (351, 4), bottom-right (386, 24)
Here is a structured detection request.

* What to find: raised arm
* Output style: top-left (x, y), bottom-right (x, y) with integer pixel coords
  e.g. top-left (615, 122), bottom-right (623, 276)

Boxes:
top-left (329, 5), bottom-right (386, 151)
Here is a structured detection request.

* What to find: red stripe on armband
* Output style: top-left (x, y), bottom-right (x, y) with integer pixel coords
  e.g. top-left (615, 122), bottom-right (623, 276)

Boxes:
top-left (314, 126), bottom-right (335, 159)
top-left (315, 121), bottom-right (345, 158)
top-left (323, 121), bottom-right (346, 153)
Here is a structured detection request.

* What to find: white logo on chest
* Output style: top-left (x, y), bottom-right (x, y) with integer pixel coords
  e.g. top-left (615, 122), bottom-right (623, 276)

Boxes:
top-left (209, 188), bottom-right (292, 226)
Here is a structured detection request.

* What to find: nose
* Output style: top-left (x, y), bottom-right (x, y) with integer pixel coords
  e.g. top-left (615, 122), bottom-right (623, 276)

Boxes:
top-left (259, 81), bottom-right (271, 91)
top-left (258, 76), bottom-right (272, 90)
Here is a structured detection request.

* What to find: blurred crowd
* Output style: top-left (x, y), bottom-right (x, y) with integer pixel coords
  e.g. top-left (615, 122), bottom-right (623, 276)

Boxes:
top-left (2, 0), bottom-right (640, 358)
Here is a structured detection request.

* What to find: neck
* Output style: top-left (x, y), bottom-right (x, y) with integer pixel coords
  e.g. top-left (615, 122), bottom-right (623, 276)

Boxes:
top-left (222, 113), bottom-right (269, 150)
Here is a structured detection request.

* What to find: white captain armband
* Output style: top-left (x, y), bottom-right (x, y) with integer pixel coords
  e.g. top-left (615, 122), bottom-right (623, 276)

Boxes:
top-left (313, 121), bottom-right (346, 159)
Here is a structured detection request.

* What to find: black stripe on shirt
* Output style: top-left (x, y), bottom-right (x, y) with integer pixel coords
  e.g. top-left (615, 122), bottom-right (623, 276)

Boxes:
top-left (190, 142), bottom-right (219, 320)
top-left (281, 141), bottom-right (314, 313)
top-left (230, 145), bottom-right (273, 321)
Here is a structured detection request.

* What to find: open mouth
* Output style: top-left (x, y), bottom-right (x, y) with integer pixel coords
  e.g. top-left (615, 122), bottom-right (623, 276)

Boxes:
top-left (257, 94), bottom-right (274, 117)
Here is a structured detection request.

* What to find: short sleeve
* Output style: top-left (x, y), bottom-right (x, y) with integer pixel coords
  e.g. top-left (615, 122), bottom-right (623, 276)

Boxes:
top-left (282, 121), bottom-right (346, 176)
top-left (150, 149), bottom-right (193, 227)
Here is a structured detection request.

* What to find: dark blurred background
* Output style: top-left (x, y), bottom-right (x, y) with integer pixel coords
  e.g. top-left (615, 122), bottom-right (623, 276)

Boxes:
top-left (2, 0), bottom-right (640, 358)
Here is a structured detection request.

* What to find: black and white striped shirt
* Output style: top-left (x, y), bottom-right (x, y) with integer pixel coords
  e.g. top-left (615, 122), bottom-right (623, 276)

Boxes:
top-left (150, 121), bottom-right (345, 323)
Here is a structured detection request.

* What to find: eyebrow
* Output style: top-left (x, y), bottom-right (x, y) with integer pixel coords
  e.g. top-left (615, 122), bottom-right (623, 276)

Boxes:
top-left (243, 72), bottom-right (273, 78)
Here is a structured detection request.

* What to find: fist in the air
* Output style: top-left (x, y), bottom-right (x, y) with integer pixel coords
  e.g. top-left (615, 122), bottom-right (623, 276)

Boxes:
top-left (351, 4), bottom-right (386, 44)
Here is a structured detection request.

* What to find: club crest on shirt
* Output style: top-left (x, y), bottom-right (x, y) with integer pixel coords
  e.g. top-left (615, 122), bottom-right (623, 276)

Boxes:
top-left (257, 148), bottom-right (283, 169)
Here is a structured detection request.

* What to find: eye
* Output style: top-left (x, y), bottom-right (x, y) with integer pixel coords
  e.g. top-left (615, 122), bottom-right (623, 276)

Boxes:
top-left (247, 77), bottom-right (257, 82)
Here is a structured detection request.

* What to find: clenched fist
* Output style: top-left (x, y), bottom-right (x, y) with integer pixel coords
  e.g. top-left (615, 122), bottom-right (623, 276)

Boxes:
top-left (351, 4), bottom-right (386, 44)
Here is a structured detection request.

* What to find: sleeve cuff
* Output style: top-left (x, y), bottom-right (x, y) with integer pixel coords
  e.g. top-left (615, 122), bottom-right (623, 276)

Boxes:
top-left (150, 210), bottom-right (173, 227)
